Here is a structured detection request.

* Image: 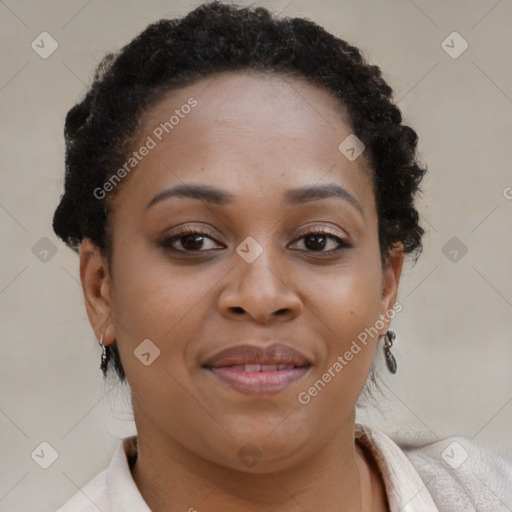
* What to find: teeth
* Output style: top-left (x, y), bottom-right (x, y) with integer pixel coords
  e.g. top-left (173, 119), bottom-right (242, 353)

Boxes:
top-left (220, 364), bottom-right (297, 371)
top-left (241, 364), bottom-right (295, 371)
top-left (244, 364), bottom-right (261, 372)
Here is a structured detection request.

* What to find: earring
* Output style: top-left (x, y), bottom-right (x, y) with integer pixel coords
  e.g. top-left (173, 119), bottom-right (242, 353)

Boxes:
top-left (383, 330), bottom-right (397, 374)
top-left (98, 333), bottom-right (110, 374)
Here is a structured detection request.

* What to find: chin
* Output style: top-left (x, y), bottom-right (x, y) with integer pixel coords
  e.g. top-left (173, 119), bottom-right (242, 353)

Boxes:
top-left (201, 427), bottom-right (318, 474)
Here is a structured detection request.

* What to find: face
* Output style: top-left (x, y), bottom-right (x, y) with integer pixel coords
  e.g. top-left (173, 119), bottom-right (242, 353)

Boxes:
top-left (81, 71), bottom-right (403, 473)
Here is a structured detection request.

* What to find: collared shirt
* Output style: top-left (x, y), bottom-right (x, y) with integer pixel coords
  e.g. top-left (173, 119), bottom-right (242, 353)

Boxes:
top-left (56, 423), bottom-right (512, 511)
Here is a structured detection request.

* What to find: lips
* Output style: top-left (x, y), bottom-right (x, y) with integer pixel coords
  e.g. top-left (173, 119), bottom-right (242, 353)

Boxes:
top-left (202, 343), bottom-right (312, 395)
top-left (202, 343), bottom-right (312, 369)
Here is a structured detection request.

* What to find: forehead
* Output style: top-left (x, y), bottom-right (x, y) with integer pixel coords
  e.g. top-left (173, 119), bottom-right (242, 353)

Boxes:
top-left (110, 71), bottom-right (374, 217)
top-left (142, 70), bottom-right (353, 148)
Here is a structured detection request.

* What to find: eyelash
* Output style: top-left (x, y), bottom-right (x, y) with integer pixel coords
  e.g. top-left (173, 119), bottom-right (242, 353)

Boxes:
top-left (158, 226), bottom-right (351, 255)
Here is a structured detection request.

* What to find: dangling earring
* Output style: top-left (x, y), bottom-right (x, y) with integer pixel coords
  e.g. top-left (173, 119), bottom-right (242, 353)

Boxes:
top-left (98, 333), bottom-right (110, 374)
top-left (383, 330), bottom-right (397, 374)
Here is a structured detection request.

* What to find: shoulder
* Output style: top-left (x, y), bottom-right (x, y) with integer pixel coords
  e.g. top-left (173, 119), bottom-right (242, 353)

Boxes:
top-left (401, 434), bottom-right (512, 511)
top-left (56, 467), bottom-right (109, 512)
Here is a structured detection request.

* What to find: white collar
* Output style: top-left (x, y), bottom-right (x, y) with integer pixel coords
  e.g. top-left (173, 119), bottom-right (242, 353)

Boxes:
top-left (102, 423), bottom-right (439, 511)
top-left (355, 424), bottom-right (439, 511)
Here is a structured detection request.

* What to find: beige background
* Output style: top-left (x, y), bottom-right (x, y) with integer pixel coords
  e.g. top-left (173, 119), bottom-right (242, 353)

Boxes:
top-left (1, 0), bottom-right (511, 511)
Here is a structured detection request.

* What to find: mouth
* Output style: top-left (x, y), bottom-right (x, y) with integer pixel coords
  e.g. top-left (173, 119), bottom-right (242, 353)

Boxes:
top-left (202, 343), bottom-right (312, 395)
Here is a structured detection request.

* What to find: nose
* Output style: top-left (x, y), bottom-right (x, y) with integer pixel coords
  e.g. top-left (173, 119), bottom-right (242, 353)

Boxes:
top-left (217, 244), bottom-right (303, 324)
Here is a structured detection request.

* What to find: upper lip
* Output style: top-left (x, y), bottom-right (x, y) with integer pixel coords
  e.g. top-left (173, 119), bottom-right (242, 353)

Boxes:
top-left (203, 343), bottom-right (312, 368)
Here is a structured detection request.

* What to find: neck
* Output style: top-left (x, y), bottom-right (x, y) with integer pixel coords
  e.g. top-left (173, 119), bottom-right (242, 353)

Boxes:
top-left (130, 415), bottom-right (375, 512)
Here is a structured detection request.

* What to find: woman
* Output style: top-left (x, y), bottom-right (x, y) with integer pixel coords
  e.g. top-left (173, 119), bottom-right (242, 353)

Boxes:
top-left (52, 2), bottom-right (512, 511)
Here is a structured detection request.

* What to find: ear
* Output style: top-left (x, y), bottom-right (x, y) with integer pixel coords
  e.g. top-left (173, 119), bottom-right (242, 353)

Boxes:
top-left (378, 243), bottom-right (405, 334)
top-left (79, 238), bottom-right (116, 346)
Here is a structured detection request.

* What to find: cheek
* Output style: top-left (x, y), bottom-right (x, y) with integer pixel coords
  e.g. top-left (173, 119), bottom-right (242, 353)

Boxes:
top-left (306, 256), bottom-right (384, 337)
top-left (109, 249), bottom-right (224, 386)
top-left (299, 253), bottom-right (384, 386)
top-left (292, 277), bottom-right (382, 438)
top-left (112, 253), bottom-right (197, 332)
top-left (109, 259), bottom-right (207, 429)
top-left (109, 261), bottom-right (180, 377)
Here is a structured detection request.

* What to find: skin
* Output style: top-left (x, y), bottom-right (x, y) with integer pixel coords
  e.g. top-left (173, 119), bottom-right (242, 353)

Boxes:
top-left (80, 71), bottom-right (403, 512)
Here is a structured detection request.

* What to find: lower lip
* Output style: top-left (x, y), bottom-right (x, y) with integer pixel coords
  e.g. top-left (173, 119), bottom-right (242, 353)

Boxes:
top-left (205, 367), bottom-right (311, 395)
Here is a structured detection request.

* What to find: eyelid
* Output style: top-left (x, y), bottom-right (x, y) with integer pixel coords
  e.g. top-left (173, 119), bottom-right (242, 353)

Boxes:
top-left (159, 225), bottom-right (225, 250)
top-left (164, 224), bottom-right (221, 239)
top-left (159, 223), bottom-right (352, 255)
top-left (288, 222), bottom-right (352, 248)
top-left (292, 224), bottom-right (348, 240)
top-left (161, 224), bottom-right (349, 243)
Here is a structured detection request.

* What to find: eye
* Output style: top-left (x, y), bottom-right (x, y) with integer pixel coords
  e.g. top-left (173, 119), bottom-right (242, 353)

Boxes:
top-left (158, 227), bottom-right (224, 253)
top-left (158, 227), bottom-right (351, 255)
top-left (289, 229), bottom-right (351, 254)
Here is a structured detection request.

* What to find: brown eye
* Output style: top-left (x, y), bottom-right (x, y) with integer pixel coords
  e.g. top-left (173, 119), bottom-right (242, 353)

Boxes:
top-left (178, 233), bottom-right (207, 251)
top-left (159, 228), bottom-right (224, 253)
top-left (290, 230), bottom-right (351, 254)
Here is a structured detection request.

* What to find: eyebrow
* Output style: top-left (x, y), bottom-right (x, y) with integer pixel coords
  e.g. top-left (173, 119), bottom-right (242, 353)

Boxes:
top-left (145, 182), bottom-right (364, 217)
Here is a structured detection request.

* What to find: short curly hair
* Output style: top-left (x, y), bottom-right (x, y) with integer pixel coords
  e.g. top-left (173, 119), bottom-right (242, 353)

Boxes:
top-left (53, 1), bottom-right (426, 381)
